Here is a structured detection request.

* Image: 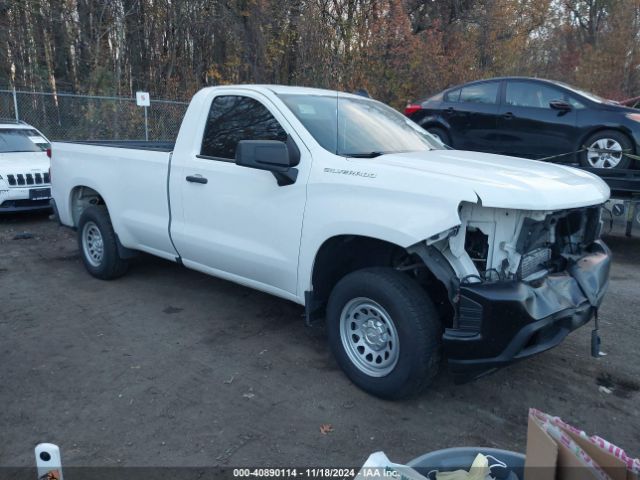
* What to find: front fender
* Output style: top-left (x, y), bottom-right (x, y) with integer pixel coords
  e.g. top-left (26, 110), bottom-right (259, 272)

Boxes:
top-left (296, 182), bottom-right (471, 297)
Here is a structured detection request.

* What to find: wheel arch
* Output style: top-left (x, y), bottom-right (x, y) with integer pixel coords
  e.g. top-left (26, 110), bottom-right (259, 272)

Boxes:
top-left (416, 119), bottom-right (452, 146)
top-left (419, 118), bottom-right (451, 133)
top-left (69, 185), bottom-right (108, 227)
top-left (71, 188), bottom-right (137, 259)
top-left (311, 235), bottom-right (404, 303)
top-left (307, 234), bottom-right (454, 325)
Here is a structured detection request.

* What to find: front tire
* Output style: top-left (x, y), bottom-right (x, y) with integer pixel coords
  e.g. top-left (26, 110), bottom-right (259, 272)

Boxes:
top-left (326, 268), bottom-right (442, 399)
top-left (77, 206), bottom-right (129, 280)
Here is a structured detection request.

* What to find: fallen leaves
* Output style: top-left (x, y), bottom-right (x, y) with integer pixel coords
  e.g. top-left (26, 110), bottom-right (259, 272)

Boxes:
top-left (320, 423), bottom-right (334, 435)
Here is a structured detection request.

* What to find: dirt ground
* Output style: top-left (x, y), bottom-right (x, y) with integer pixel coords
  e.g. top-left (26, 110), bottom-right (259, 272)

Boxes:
top-left (1, 212), bottom-right (639, 469)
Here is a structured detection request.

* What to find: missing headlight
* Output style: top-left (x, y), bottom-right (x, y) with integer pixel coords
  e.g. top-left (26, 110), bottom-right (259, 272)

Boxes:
top-left (464, 227), bottom-right (489, 272)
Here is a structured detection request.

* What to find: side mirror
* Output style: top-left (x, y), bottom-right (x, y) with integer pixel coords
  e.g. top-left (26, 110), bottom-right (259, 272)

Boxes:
top-left (549, 100), bottom-right (571, 111)
top-left (235, 139), bottom-right (299, 186)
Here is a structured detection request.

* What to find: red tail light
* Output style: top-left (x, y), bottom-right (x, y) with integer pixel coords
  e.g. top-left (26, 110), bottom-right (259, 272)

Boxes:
top-left (404, 103), bottom-right (422, 116)
top-left (47, 148), bottom-right (52, 183)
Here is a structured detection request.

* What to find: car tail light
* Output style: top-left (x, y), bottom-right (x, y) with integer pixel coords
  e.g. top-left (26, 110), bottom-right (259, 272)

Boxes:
top-left (47, 148), bottom-right (52, 183)
top-left (404, 103), bottom-right (422, 116)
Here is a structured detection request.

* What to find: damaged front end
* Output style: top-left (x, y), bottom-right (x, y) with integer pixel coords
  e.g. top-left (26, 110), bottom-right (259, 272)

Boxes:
top-left (415, 201), bottom-right (611, 382)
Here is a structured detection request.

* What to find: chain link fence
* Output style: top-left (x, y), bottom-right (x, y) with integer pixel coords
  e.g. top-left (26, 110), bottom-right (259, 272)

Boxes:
top-left (0, 89), bottom-right (188, 142)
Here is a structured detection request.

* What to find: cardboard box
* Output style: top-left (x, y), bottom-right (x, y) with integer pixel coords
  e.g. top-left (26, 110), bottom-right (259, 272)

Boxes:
top-left (525, 409), bottom-right (639, 480)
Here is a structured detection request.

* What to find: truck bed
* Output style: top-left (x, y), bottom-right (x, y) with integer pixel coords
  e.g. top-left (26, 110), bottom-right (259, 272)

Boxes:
top-left (51, 140), bottom-right (176, 260)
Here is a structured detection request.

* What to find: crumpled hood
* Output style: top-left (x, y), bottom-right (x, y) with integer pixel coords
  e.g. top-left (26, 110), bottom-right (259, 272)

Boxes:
top-left (0, 152), bottom-right (50, 174)
top-left (372, 149), bottom-right (610, 210)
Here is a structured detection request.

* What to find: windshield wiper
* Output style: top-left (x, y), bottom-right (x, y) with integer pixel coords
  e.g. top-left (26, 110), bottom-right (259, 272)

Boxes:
top-left (341, 151), bottom-right (385, 158)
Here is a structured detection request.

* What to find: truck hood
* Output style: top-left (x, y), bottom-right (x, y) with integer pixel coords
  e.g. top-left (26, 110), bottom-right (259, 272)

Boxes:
top-left (0, 152), bottom-right (50, 173)
top-left (372, 150), bottom-right (610, 210)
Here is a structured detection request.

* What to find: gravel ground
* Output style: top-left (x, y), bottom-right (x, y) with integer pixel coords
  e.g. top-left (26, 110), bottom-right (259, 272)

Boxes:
top-left (1, 212), bottom-right (638, 469)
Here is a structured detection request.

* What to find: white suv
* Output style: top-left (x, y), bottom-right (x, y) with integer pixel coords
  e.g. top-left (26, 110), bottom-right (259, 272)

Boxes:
top-left (0, 119), bottom-right (52, 213)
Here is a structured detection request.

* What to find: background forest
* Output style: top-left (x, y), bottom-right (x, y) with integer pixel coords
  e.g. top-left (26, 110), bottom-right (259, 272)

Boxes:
top-left (1, 0), bottom-right (640, 108)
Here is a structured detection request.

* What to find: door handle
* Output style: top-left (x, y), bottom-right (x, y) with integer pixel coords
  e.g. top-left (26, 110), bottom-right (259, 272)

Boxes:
top-left (186, 175), bottom-right (208, 184)
top-left (445, 107), bottom-right (455, 114)
top-left (503, 111), bottom-right (514, 119)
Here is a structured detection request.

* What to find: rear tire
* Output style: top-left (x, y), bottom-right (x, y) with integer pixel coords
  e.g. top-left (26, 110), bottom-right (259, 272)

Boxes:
top-left (77, 205), bottom-right (129, 280)
top-left (326, 268), bottom-right (442, 399)
top-left (579, 130), bottom-right (633, 169)
top-left (426, 127), bottom-right (452, 147)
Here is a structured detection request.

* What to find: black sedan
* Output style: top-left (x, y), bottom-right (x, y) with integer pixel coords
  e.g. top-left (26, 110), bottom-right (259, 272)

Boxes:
top-left (405, 77), bottom-right (640, 169)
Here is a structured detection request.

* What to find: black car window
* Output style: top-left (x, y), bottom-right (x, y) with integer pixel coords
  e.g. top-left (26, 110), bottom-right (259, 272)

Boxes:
top-left (459, 82), bottom-right (499, 104)
top-left (444, 88), bottom-right (461, 102)
top-left (201, 95), bottom-right (287, 159)
top-left (505, 82), bottom-right (576, 109)
top-left (567, 97), bottom-right (586, 109)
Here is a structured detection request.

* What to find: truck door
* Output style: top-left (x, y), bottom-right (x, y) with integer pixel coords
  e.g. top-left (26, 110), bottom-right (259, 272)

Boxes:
top-left (169, 91), bottom-right (310, 298)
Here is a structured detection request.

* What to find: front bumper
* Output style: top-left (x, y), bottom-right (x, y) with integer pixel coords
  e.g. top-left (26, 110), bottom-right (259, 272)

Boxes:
top-left (0, 186), bottom-right (52, 213)
top-left (444, 241), bottom-right (611, 382)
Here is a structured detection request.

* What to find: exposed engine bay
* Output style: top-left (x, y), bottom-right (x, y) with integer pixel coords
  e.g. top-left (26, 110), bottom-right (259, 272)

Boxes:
top-left (431, 201), bottom-right (603, 284)
top-left (408, 201), bottom-right (611, 381)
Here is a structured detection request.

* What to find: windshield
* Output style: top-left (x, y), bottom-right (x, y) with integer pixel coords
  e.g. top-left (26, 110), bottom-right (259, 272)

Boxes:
top-left (0, 128), bottom-right (50, 153)
top-left (278, 94), bottom-right (444, 156)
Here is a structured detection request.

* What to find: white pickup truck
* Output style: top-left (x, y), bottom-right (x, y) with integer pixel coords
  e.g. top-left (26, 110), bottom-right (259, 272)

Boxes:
top-left (51, 85), bottom-right (611, 398)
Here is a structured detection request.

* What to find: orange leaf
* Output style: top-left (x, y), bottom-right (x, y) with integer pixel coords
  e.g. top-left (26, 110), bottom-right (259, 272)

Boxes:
top-left (320, 423), bottom-right (334, 435)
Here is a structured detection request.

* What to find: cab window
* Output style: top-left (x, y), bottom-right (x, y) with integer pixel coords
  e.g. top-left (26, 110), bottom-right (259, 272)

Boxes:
top-left (444, 88), bottom-right (461, 103)
top-left (505, 81), bottom-right (579, 109)
top-left (201, 96), bottom-right (287, 160)
top-left (459, 82), bottom-right (499, 104)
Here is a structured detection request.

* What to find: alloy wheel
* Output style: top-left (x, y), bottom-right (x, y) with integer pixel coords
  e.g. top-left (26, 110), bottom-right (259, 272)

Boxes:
top-left (587, 138), bottom-right (624, 168)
